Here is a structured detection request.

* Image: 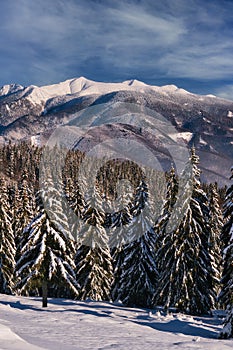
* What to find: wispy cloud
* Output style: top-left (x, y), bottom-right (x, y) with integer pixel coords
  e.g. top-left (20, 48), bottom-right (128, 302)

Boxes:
top-left (214, 85), bottom-right (233, 101)
top-left (0, 0), bottom-right (233, 96)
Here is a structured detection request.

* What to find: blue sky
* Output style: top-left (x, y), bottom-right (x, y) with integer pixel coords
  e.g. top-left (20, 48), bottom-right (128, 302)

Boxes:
top-left (1, 0), bottom-right (233, 99)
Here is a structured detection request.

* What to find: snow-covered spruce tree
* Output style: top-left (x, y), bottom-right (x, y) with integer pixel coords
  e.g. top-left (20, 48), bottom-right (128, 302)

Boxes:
top-left (154, 148), bottom-right (218, 315)
top-left (69, 181), bottom-right (85, 240)
top-left (219, 180), bottom-right (233, 309)
top-left (15, 179), bottom-right (79, 307)
top-left (109, 181), bottom-right (133, 301)
top-left (219, 171), bottom-right (233, 338)
top-left (110, 181), bottom-right (134, 247)
top-left (75, 185), bottom-right (113, 301)
top-left (154, 166), bottom-right (179, 255)
top-left (14, 177), bottom-right (35, 262)
top-left (10, 182), bottom-right (20, 237)
top-left (208, 183), bottom-right (223, 248)
top-left (64, 177), bottom-right (78, 209)
top-left (208, 183), bottom-right (223, 298)
top-left (115, 179), bottom-right (158, 308)
top-left (68, 159), bottom-right (89, 241)
top-left (7, 143), bottom-right (15, 179)
top-left (0, 177), bottom-right (16, 294)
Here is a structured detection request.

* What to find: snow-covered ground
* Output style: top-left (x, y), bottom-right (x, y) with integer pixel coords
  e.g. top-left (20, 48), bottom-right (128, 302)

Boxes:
top-left (0, 295), bottom-right (232, 350)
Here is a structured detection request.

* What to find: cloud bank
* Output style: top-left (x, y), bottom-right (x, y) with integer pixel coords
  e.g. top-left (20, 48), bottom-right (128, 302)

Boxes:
top-left (0, 0), bottom-right (233, 98)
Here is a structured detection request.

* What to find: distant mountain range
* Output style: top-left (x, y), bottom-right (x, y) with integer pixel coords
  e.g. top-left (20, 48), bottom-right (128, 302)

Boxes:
top-left (0, 77), bottom-right (233, 185)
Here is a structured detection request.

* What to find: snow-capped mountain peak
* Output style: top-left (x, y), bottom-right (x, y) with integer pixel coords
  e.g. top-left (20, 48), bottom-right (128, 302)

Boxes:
top-left (14, 77), bottom-right (152, 104)
top-left (0, 83), bottom-right (24, 97)
top-left (122, 79), bottom-right (148, 87)
top-left (0, 77), bottom-right (193, 105)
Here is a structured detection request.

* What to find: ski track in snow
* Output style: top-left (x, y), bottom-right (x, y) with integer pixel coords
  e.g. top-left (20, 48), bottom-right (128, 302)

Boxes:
top-left (0, 295), bottom-right (232, 350)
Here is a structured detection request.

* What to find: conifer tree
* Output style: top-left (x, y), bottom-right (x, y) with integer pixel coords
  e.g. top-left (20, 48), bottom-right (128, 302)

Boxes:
top-left (0, 177), bottom-right (16, 294)
top-left (110, 180), bottom-right (133, 246)
top-left (208, 183), bottom-right (223, 298)
top-left (109, 181), bottom-right (133, 301)
top-left (219, 169), bottom-right (233, 338)
top-left (154, 166), bottom-right (178, 255)
top-left (15, 177), bottom-right (35, 262)
top-left (7, 144), bottom-right (15, 179)
top-left (69, 181), bottom-right (85, 240)
top-left (115, 179), bottom-right (158, 308)
top-left (16, 179), bottom-right (79, 307)
top-left (75, 185), bottom-right (113, 301)
top-left (154, 149), bottom-right (217, 315)
top-left (10, 182), bottom-right (21, 238)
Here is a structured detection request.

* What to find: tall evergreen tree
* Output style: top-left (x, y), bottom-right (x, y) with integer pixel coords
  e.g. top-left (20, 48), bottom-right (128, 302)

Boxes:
top-left (16, 180), bottom-right (79, 307)
top-left (154, 166), bottom-right (179, 255)
top-left (69, 181), bottom-right (85, 241)
top-left (219, 169), bottom-right (233, 338)
top-left (208, 183), bottom-right (223, 298)
top-left (75, 186), bottom-right (113, 301)
top-left (154, 149), bottom-right (217, 315)
top-left (15, 177), bottom-right (35, 262)
top-left (115, 179), bottom-right (158, 308)
top-left (110, 180), bottom-right (133, 246)
top-left (109, 181), bottom-right (133, 301)
top-left (0, 177), bottom-right (16, 294)
top-left (10, 182), bottom-right (20, 238)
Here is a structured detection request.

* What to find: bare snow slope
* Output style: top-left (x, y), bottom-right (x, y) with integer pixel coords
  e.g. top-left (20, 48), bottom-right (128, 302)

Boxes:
top-left (0, 295), bottom-right (232, 350)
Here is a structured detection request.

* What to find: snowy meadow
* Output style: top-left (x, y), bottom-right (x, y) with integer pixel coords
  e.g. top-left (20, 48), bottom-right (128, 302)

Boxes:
top-left (0, 294), bottom-right (232, 350)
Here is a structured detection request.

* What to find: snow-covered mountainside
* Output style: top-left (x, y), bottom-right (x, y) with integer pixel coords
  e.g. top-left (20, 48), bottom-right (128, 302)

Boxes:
top-left (0, 294), bottom-right (231, 350)
top-left (0, 77), bottom-right (233, 184)
top-left (0, 77), bottom-right (191, 105)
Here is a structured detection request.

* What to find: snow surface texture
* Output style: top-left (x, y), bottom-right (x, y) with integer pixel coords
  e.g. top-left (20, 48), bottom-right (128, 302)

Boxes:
top-left (0, 295), bottom-right (232, 350)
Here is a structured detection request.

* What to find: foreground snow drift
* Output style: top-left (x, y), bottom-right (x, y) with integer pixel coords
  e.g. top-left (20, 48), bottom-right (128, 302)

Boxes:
top-left (0, 295), bottom-right (232, 350)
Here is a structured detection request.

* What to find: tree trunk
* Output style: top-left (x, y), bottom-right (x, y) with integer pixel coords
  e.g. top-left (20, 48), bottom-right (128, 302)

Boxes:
top-left (42, 280), bottom-right (48, 307)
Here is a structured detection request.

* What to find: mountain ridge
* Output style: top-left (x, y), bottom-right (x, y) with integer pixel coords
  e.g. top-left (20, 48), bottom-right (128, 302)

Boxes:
top-left (1, 76), bottom-right (223, 105)
top-left (0, 77), bottom-right (233, 185)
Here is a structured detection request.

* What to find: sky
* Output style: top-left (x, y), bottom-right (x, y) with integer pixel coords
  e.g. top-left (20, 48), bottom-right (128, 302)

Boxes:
top-left (0, 0), bottom-right (233, 99)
